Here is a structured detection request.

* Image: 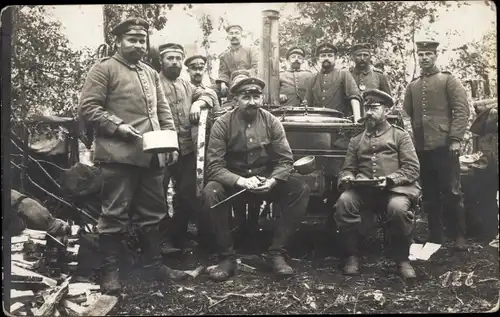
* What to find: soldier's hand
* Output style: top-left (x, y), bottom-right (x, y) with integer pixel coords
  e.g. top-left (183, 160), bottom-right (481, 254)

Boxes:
top-left (375, 176), bottom-right (387, 189)
top-left (279, 94), bottom-right (288, 103)
top-left (166, 150), bottom-right (179, 166)
top-left (339, 175), bottom-right (355, 190)
top-left (449, 140), bottom-right (461, 157)
top-left (116, 124), bottom-right (141, 140)
top-left (190, 100), bottom-right (204, 124)
top-left (220, 82), bottom-right (229, 95)
top-left (236, 176), bottom-right (264, 190)
top-left (250, 178), bottom-right (277, 194)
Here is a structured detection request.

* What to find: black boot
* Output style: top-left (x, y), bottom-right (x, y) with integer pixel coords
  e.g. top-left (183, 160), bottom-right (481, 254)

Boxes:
top-left (341, 229), bottom-right (360, 275)
top-left (263, 251), bottom-right (294, 276)
top-left (99, 234), bottom-right (123, 295)
top-left (139, 226), bottom-right (188, 282)
top-left (208, 255), bottom-right (237, 281)
top-left (392, 235), bottom-right (416, 279)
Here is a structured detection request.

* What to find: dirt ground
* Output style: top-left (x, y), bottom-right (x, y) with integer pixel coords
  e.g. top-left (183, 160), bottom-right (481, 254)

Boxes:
top-left (92, 210), bottom-right (500, 315)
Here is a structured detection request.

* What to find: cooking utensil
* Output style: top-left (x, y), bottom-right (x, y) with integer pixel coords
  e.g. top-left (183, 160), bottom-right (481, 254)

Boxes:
top-left (210, 156), bottom-right (316, 209)
top-left (143, 130), bottom-right (179, 153)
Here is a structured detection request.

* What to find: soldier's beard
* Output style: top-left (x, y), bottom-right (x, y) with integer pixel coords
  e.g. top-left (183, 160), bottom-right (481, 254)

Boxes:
top-left (291, 61), bottom-right (301, 70)
top-left (242, 105), bottom-right (260, 121)
top-left (164, 66), bottom-right (181, 80)
top-left (321, 60), bottom-right (333, 71)
top-left (191, 74), bottom-right (203, 85)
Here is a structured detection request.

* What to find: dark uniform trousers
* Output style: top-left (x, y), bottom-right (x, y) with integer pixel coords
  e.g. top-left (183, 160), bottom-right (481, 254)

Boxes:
top-left (162, 152), bottom-right (200, 242)
top-left (417, 147), bottom-right (466, 240)
top-left (97, 155), bottom-right (167, 234)
top-left (202, 176), bottom-right (310, 257)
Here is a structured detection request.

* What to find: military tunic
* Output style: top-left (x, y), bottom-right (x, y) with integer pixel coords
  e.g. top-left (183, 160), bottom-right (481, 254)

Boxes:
top-left (279, 69), bottom-right (314, 107)
top-left (334, 123), bottom-right (420, 237)
top-left (350, 66), bottom-right (391, 95)
top-left (217, 45), bottom-right (259, 85)
top-left (305, 68), bottom-right (361, 115)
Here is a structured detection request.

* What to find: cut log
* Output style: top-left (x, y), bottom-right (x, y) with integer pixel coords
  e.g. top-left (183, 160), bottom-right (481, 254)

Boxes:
top-left (66, 294), bottom-right (87, 304)
top-left (22, 229), bottom-right (47, 240)
top-left (62, 299), bottom-right (86, 315)
top-left (81, 294), bottom-right (118, 316)
top-left (12, 236), bottom-right (30, 244)
top-left (12, 253), bottom-right (38, 269)
top-left (68, 283), bottom-right (101, 297)
top-left (32, 276), bottom-right (71, 316)
top-left (11, 290), bottom-right (35, 302)
top-left (11, 263), bottom-right (57, 287)
top-left (31, 238), bottom-right (47, 246)
top-left (10, 302), bottom-right (25, 313)
top-left (11, 274), bottom-right (49, 291)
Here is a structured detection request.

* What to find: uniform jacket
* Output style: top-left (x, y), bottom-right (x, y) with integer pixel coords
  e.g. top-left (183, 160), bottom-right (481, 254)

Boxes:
top-left (279, 69), bottom-right (314, 107)
top-left (79, 53), bottom-right (176, 168)
top-left (159, 74), bottom-right (218, 156)
top-left (339, 122), bottom-right (421, 199)
top-left (206, 107), bottom-right (294, 188)
top-left (217, 45), bottom-right (259, 85)
top-left (305, 68), bottom-right (362, 116)
top-left (403, 65), bottom-right (470, 151)
top-left (350, 66), bottom-right (391, 95)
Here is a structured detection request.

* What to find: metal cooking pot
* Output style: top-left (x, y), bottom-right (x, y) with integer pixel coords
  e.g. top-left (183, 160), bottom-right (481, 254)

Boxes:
top-left (293, 155), bottom-right (316, 175)
top-left (143, 130), bottom-right (179, 153)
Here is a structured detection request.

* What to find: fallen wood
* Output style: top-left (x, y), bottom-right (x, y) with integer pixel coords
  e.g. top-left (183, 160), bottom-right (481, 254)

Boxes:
top-left (68, 283), bottom-right (101, 297)
top-left (62, 299), bottom-right (86, 316)
top-left (12, 253), bottom-right (39, 269)
top-left (31, 238), bottom-right (47, 246)
top-left (10, 302), bottom-right (25, 313)
top-left (66, 293), bottom-right (87, 304)
top-left (81, 294), bottom-right (118, 316)
top-left (11, 290), bottom-right (35, 302)
top-left (11, 263), bottom-right (57, 287)
top-left (12, 236), bottom-right (30, 244)
top-left (33, 276), bottom-right (71, 316)
top-left (22, 229), bottom-right (47, 240)
top-left (12, 243), bottom-right (25, 252)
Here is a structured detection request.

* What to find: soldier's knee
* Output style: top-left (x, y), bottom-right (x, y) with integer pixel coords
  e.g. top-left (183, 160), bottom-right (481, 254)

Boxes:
top-left (202, 181), bottom-right (227, 207)
top-left (336, 190), bottom-right (360, 209)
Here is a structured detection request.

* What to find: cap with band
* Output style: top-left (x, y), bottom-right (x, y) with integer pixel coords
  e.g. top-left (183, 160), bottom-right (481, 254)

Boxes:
top-left (362, 89), bottom-right (394, 108)
top-left (184, 55), bottom-right (207, 67)
top-left (225, 24), bottom-right (243, 33)
top-left (351, 43), bottom-right (371, 54)
top-left (158, 43), bottom-right (185, 56)
top-left (111, 17), bottom-right (149, 36)
top-left (415, 40), bottom-right (440, 52)
top-left (315, 43), bottom-right (338, 56)
top-left (230, 76), bottom-right (265, 95)
top-left (286, 46), bottom-right (305, 59)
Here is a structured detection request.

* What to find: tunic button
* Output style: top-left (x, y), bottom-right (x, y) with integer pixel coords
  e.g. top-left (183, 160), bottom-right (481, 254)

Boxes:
top-left (372, 162), bottom-right (376, 166)
top-left (249, 169), bottom-right (252, 173)
top-left (323, 90), bottom-right (326, 92)
top-left (249, 138), bottom-right (253, 142)
top-left (373, 169), bottom-right (376, 173)
top-left (248, 124), bottom-right (251, 128)
top-left (322, 97), bottom-right (326, 100)
top-left (324, 81), bottom-right (327, 84)
top-left (371, 156), bottom-right (376, 161)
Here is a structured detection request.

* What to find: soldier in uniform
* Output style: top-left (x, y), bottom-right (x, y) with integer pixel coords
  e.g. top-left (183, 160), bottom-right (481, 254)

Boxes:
top-left (202, 75), bottom-right (311, 281)
top-left (79, 18), bottom-right (188, 294)
top-left (403, 41), bottom-right (470, 250)
top-left (216, 25), bottom-right (259, 98)
top-left (157, 43), bottom-right (219, 252)
top-left (305, 42), bottom-right (362, 122)
top-left (349, 43), bottom-right (391, 95)
top-left (279, 46), bottom-right (313, 107)
top-left (335, 89), bottom-right (420, 279)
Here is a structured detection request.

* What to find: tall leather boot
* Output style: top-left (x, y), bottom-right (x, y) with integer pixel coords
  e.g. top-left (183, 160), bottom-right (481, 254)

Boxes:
top-left (99, 234), bottom-right (123, 295)
top-left (341, 229), bottom-right (360, 275)
top-left (425, 202), bottom-right (444, 244)
top-left (139, 226), bottom-right (188, 282)
top-left (392, 235), bottom-right (416, 279)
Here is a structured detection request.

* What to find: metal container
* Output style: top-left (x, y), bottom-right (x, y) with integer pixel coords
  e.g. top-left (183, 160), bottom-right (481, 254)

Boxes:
top-left (143, 130), bottom-right (179, 153)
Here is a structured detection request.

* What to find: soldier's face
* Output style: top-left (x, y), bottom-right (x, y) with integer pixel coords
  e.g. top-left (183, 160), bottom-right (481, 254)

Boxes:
top-left (288, 53), bottom-right (304, 70)
top-left (117, 34), bottom-right (147, 62)
top-left (318, 52), bottom-right (335, 68)
top-left (353, 51), bottom-right (371, 67)
top-left (417, 50), bottom-right (437, 69)
top-left (161, 52), bottom-right (183, 79)
top-left (236, 92), bottom-right (263, 120)
top-left (364, 104), bottom-right (390, 129)
top-left (187, 64), bottom-right (206, 85)
top-left (227, 28), bottom-right (242, 45)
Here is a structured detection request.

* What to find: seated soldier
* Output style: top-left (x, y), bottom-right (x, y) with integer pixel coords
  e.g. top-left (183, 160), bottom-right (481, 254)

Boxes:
top-left (202, 75), bottom-right (311, 281)
top-left (335, 89), bottom-right (420, 279)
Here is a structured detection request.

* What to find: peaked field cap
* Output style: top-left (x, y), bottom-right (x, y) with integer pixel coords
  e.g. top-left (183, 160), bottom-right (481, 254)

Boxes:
top-left (315, 43), bottom-right (338, 56)
top-left (416, 40), bottom-right (440, 52)
top-left (184, 55), bottom-right (207, 67)
top-left (226, 24), bottom-right (243, 32)
top-left (111, 17), bottom-right (149, 36)
top-left (351, 43), bottom-right (372, 53)
top-left (362, 89), bottom-right (394, 107)
top-left (286, 46), bottom-right (306, 58)
top-left (229, 69), bottom-right (252, 85)
top-left (159, 43), bottom-right (185, 56)
top-left (230, 77), bottom-right (266, 95)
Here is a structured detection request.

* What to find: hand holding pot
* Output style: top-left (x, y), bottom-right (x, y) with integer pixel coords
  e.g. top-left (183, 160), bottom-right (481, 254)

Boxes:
top-left (117, 124), bottom-right (141, 141)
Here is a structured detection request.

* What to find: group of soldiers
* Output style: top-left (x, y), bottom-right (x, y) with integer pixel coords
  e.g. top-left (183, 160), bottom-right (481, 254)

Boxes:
top-left (78, 18), bottom-right (470, 294)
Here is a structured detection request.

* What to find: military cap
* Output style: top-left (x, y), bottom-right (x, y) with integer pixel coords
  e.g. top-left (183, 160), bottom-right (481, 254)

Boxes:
top-left (286, 46), bottom-right (306, 59)
top-left (416, 40), bottom-right (440, 52)
top-left (159, 43), bottom-right (185, 56)
top-left (362, 89), bottom-right (394, 107)
top-left (315, 43), bottom-right (338, 56)
top-left (111, 17), bottom-right (149, 36)
top-left (229, 69), bottom-right (252, 85)
top-left (230, 76), bottom-right (266, 95)
top-left (226, 24), bottom-right (243, 33)
top-left (184, 55), bottom-right (207, 67)
top-left (351, 43), bottom-right (372, 54)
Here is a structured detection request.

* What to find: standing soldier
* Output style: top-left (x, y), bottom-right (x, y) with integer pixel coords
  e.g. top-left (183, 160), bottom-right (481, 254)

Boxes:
top-left (279, 47), bottom-right (313, 107)
top-left (403, 40), bottom-right (470, 250)
top-left (305, 42), bottom-right (362, 122)
top-left (158, 43), bottom-right (218, 252)
top-left (79, 18), bottom-right (188, 294)
top-left (349, 43), bottom-right (391, 95)
top-left (216, 25), bottom-right (259, 99)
